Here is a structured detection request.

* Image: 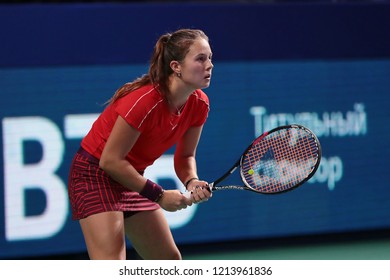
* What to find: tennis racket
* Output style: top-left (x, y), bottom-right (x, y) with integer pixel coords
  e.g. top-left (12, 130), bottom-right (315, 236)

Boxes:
top-left (185, 124), bottom-right (321, 197)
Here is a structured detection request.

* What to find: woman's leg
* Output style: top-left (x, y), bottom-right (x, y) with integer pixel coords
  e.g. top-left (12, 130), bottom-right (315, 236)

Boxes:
top-left (124, 209), bottom-right (181, 260)
top-left (79, 211), bottom-right (126, 260)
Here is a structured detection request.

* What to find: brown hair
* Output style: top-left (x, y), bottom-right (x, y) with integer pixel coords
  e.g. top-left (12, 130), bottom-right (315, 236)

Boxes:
top-left (107, 29), bottom-right (209, 104)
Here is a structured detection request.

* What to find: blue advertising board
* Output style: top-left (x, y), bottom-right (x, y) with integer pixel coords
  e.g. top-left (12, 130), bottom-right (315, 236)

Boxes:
top-left (1, 3), bottom-right (390, 258)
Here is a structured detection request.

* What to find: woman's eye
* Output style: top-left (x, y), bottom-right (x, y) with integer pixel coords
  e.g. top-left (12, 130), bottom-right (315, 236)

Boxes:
top-left (196, 54), bottom-right (212, 63)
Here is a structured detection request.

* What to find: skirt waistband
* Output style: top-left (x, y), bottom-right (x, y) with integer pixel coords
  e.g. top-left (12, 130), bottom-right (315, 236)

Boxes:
top-left (77, 147), bottom-right (99, 164)
top-left (76, 146), bottom-right (144, 175)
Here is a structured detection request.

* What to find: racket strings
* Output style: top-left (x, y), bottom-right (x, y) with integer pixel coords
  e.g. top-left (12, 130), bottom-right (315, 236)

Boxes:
top-left (242, 128), bottom-right (319, 193)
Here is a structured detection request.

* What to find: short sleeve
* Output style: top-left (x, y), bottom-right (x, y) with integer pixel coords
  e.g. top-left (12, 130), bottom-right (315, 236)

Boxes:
top-left (191, 89), bottom-right (210, 126)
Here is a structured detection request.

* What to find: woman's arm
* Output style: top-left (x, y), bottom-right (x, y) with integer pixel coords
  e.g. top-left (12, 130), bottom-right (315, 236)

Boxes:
top-left (99, 115), bottom-right (146, 192)
top-left (174, 125), bottom-right (203, 185)
top-left (174, 125), bottom-right (211, 202)
top-left (100, 116), bottom-right (192, 211)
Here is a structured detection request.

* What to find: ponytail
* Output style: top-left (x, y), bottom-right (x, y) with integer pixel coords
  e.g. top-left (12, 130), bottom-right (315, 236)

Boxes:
top-left (107, 29), bottom-right (208, 104)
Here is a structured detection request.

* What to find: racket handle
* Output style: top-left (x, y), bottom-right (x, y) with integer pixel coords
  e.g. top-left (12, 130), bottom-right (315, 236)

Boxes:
top-left (183, 191), bottom-right (192, 199)
top-left (182, 183), bottom-right (214, 200)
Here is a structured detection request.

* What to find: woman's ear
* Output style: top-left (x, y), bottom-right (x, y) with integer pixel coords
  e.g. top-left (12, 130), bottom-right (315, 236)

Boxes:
top-left (170, 60), bottom-right (182, 76)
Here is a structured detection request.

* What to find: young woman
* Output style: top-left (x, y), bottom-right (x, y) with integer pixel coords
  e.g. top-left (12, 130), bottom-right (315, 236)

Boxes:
top-left (68, 29), bottom-right (213, 260)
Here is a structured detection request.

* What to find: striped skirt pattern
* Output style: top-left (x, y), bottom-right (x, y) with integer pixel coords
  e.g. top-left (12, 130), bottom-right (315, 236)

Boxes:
top-left (68, 148), bottom-right (159, 220)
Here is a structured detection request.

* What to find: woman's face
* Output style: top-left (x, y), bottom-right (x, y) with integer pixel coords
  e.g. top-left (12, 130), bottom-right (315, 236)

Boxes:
top-left (180, 38), bottom-right (213, 90)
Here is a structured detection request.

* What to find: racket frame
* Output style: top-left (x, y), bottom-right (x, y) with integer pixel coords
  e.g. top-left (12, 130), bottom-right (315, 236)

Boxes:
top-left (211, 124), bottom-right (322, 194)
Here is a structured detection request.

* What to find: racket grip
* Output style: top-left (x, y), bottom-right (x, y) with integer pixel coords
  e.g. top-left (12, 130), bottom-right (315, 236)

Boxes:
top-left (182, 183), bottom-right (213, 200)
top-left (183, 191), bottom-right (192, 199)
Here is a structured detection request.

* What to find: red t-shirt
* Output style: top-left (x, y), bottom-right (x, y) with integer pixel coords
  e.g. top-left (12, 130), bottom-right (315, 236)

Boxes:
top-left (81, 84), bottom-right (210, 172)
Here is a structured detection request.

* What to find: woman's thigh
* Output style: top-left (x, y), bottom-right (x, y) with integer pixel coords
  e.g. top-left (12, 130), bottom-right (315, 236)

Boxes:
top-left (79, 211), bottom-right (126, 260)
top-left (124, 209), bottom-right (181, 260)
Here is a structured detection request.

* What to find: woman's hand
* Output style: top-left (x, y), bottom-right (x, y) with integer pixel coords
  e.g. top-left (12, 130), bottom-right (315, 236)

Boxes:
top-left (186, 179), bottom-right (212, 203)
top-left (158, 190), bottom-right (193, 212)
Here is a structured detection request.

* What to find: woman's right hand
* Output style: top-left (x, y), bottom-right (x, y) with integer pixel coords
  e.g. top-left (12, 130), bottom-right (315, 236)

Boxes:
top-left (158, 190), bottom-right (193, 212)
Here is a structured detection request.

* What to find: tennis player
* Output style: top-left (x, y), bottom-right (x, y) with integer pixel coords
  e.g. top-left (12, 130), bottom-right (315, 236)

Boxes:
top-left (68, 29), bottom-right (213, 259)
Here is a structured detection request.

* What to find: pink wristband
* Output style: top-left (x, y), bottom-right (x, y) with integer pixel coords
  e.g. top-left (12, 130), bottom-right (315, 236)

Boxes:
top-left (140, 179), bottom-right (164, 202)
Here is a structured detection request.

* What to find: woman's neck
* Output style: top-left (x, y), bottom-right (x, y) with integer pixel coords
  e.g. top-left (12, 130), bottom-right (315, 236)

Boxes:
top-left (167, 75), bottom-right (195, 109)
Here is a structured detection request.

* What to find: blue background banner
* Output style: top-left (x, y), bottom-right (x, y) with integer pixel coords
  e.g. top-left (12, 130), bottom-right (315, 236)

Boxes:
top-left (1, 2), bottom-right (389, 258)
